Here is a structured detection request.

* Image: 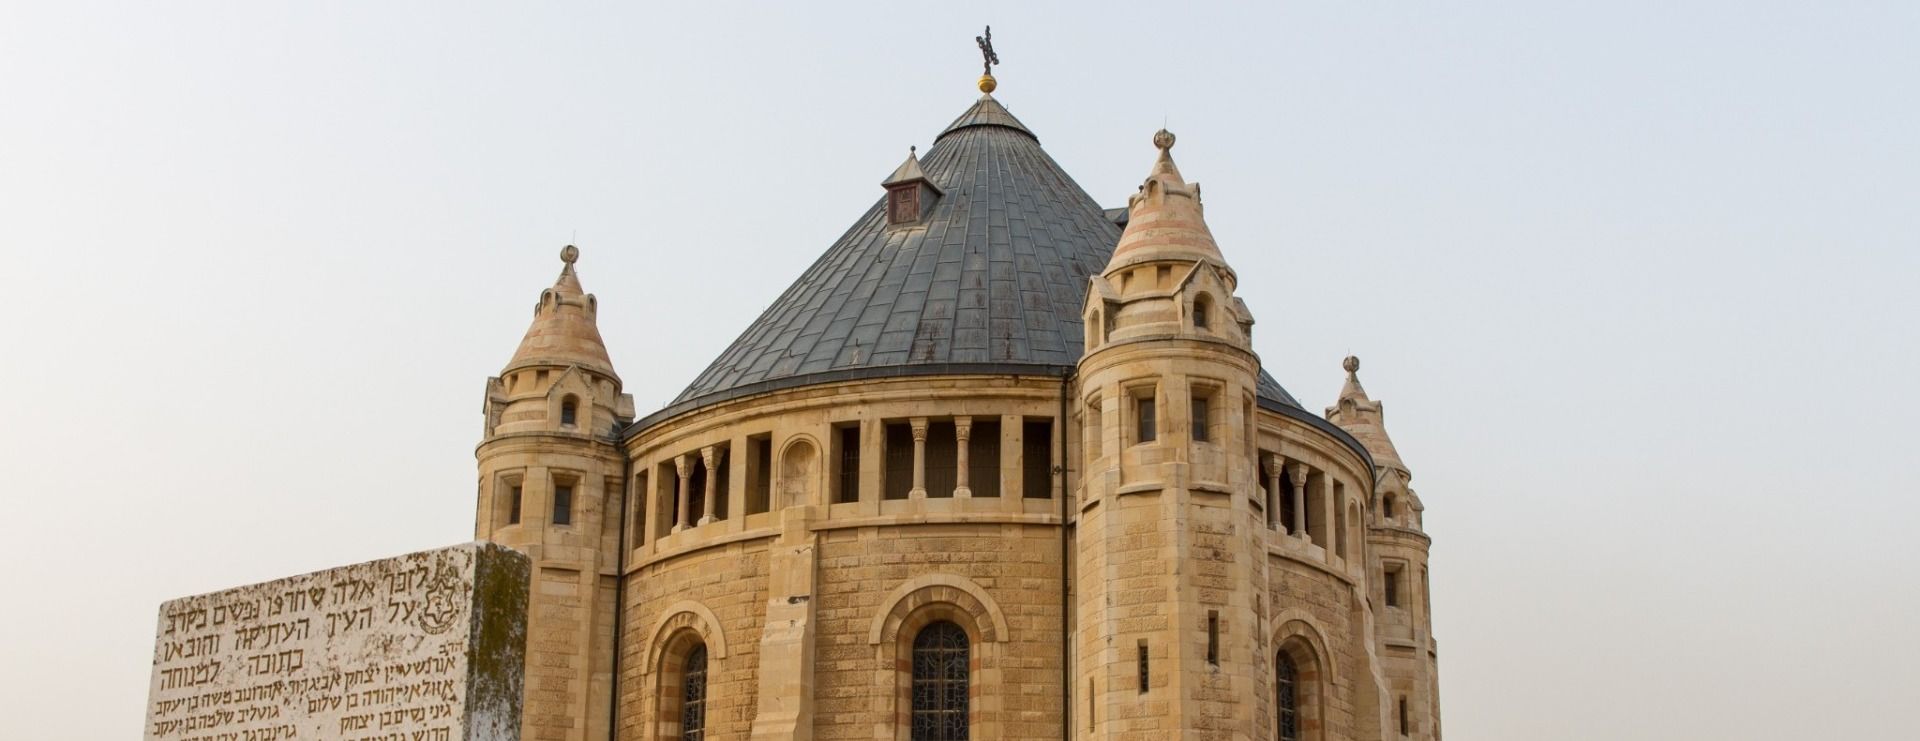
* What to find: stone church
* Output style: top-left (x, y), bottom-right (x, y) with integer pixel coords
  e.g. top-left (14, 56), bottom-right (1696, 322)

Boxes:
top-left (473, 64), bottom-right (1442, 741)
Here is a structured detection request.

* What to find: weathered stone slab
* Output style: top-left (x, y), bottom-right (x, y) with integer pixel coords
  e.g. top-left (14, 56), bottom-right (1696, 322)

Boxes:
top-left (145, 542), bottom-right (529, 741)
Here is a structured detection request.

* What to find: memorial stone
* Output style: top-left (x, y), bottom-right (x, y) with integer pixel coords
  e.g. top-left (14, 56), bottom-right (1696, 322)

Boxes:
top-left (144, 542), bottom-right (529, 741)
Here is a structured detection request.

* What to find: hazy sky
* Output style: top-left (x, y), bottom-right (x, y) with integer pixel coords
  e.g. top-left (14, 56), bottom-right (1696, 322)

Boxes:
top-left (3, 2), bottom-right (1916, 738)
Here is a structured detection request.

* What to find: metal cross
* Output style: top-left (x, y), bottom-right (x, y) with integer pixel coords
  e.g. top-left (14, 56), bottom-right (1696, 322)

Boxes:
top-left (975, 26), bottom-right (999, 76)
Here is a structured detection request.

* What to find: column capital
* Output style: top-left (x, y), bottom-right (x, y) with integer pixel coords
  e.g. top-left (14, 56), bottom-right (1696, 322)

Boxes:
top-left (954, 415), bottom-right (972, 440)
top-left (675, 454), bottom-right (692, 478)
top-left (701, 445), bottom-right (723, 468)
top-left (910, 417), bottom-right (929, 440)
top-left (1264, 451), bottom-right (1282, 470)
top-left (1287, 461), bottom-right (1311, 482)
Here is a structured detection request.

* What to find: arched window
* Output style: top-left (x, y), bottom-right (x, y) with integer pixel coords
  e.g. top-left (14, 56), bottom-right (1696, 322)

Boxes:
top-left (1382, 493), bottom-right (1397, 522)
top-left (680, 644), bottom-right (708, 740)
top-left (1194, 294), bottom-right (1212, 329)
top-left (560, 396), bottom-right (578, 427)
top-left (911, 621), bottom-right (970, 740)
top-left (1276, 651), bottom-right (1299, 741)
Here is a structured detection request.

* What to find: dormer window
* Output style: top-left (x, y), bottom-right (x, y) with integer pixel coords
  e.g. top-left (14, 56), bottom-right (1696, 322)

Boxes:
top-left (888, 187), bottom-right (920, 224)
top-left (881, 148), bottom-right (941, 226)
top-left (1193, 294), bottom-right (1212, 329)
top-left (560, 397), bottom-right (578, 427)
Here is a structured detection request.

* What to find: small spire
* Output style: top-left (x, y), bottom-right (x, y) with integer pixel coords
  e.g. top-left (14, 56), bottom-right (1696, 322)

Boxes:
top-left (554, 244), bottom-right (584, 294)
top-left (1326, 355), bottom-right (1405, 474)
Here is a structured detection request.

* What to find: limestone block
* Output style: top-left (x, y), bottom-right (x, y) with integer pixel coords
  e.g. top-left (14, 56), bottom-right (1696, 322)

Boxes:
top-left (145, 542), bottom-right (529, 741)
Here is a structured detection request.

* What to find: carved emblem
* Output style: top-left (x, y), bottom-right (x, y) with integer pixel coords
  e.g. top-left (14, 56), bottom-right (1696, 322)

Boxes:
top-left (415, 560), bottom-right (469, 635)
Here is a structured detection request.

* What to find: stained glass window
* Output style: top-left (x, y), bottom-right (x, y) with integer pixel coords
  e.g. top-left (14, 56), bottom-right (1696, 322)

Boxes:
top-left (1277, 652), bottom-right (1299, 741)
top-left (681, 645), bottom-right (708, 741)
top-left (911, 621), bottom-right (969, 740)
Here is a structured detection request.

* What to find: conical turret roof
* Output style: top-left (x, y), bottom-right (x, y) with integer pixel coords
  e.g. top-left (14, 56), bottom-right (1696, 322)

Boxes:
top-left (507, 245), bottom-right (617, 382)
top-left (1326, 355), bottom-right (1405, 474)
top-left (1106, 129), bottom-right (1230, 276)
top-left (653, 93), bottom-right (1299, 426)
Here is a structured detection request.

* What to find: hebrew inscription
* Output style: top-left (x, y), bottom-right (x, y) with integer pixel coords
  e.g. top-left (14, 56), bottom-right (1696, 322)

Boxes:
top-left (145, 542), bottom-right (528, 741)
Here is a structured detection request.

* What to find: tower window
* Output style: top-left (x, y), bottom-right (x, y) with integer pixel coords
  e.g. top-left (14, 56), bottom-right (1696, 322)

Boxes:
top-left (883, 422), bottom-right (914, 500)
top-left (1137, 642), bottom-right (1150, 694)
top-left (836, 425), bottom-right (861, 503)
top-left (560, 397), bottom-right (577, 426)
top-left (969, 419), bottom-right (1001, 498)
top-left (910, 621), bottom-right (969, 741)
top-left (508, 485), bottom-right (523, 526)
top-left (552, 484), bottom-right (573, 526)
top-left (748, 435), bottom-right (772, 514)
top-left (1194, 294), bottom-right (1211, 329)
top-left (1384, 493), bottom-right (1398, 521)
top-left (924, 421), bottom-right (958, 498)
top-left (1384, 565), bottom-right (1402, 607)
top-left (1022, 418), bottom-right (1052, 499)
top-left (1399, 696), bottom-right (1410, 736)
top-left (681, 644), bottom-right (709, 741)
top-left (1191, 394), bottom-right (1211, 442)
top-left (1206, 611), bottom-right (1219, 666)
top-left (1135, 395), bottom-right (1157, 443)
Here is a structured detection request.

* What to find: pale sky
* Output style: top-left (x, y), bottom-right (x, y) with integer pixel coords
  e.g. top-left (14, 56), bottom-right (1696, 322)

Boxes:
top-left (3, 3), bottom-right (1916, 739)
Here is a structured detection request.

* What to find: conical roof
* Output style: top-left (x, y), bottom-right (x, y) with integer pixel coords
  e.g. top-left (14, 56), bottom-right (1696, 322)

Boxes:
top-left (1325, 356), bottom-right (1405, 473)
top-left (506, 245), bottom-right (618, 382)
top-left (658, 94), bottom-right (1299, 421)
top-left (1107, 130), bottom-right (1230, 276)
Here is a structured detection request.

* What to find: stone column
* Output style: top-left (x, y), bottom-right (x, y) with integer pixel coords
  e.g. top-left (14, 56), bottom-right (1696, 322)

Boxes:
top-left (1264, 452), bottom-right (1282, 531)
top-left (729, 436), bottom-right (750, 532)
top-left (1288, 461), bottom-right (1309, 541)
top-left (954, 416), bottom-right (973, 498)
top-left (674, 454), bottom-right (692, 533)
top-left (909, 417), bottom-right (929, 499)
top-left (699, 445), bottom-right (722, 526)
top-left (1318, 472), bottom-right (1336, 554)
top-left (859, 419), bottom-right (883, 516)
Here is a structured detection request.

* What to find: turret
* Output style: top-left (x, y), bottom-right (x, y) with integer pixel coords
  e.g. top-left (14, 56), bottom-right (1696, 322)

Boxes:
top-left (1075, 130), bottom-right (1267, 738)
top-left (475, 246), bottom-right (631, 741)
top-left (1327, 356), bottom-right (1441, 741)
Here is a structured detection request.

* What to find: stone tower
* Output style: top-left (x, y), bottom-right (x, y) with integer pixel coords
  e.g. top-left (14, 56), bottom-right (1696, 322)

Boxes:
top-left (476, 246), bottom-right (634, 741)
top-left (1075, 130), bottom-right (1269, 738)
top-left (1327, 357), bottom-right (1440, 741)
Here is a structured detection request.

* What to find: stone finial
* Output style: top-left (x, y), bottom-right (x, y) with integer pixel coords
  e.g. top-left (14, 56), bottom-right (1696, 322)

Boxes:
top-left (560, 244), bottom-right (579, 265)
top-left (1153, 128), bottom-right (1175, 151)
top-left (1344, 355), bottom-right (1360, 377)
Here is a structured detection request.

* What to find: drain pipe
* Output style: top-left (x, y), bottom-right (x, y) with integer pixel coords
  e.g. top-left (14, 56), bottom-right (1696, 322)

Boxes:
top-left (1058, 368), bottom-right (1075, 740)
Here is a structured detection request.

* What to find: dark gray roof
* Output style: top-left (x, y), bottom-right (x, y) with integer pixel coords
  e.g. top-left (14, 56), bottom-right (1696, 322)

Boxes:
top-left (653, 95), bottom-right (1300, 427)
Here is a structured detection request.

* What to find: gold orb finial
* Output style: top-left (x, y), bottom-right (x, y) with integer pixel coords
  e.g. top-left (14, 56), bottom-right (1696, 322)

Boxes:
top-left (978, 74), bottom-right (997, 94)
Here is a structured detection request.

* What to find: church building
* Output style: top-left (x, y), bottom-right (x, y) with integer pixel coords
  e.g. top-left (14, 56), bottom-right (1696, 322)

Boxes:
top-left (472, 48), bottom-right (1443, 741)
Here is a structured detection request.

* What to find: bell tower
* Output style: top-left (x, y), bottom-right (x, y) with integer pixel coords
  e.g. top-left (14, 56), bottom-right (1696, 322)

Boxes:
top-left (476, 246), bottom-right (633, 741)
top-left (1075, 130), bottom-right (1269, 737)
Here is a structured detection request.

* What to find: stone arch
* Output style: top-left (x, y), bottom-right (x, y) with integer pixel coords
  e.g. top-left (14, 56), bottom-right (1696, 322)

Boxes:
top-left (1271, 610), bottom-right (1337, 741)
top-left (868, 574), bottom-right (1010, 740)
top-left (777, 435), bottom-right (820, 509)
top-left (868, 573), bottom-right (1010, 646)
top-left (642, 600), bottom-right (729, 668)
